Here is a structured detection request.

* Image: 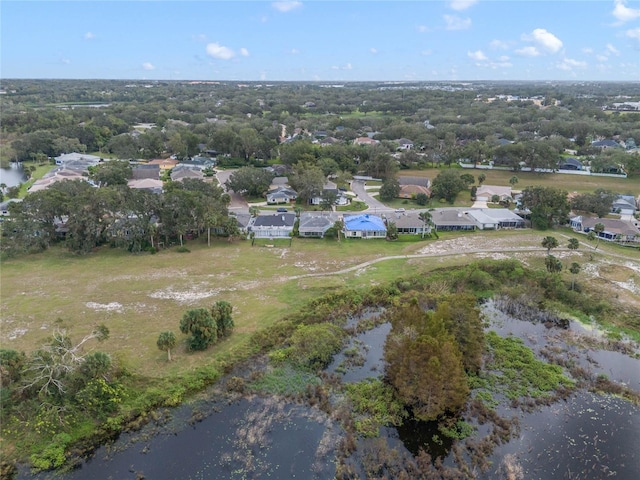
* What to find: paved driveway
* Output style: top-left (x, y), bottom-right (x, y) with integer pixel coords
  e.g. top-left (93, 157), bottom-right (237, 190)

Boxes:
top-left (216, 169), bottom-right (248, 210)
top-left (350, 180), bottom-right (393, 214)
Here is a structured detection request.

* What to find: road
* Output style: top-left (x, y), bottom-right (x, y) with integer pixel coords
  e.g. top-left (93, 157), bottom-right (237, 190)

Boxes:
top-left (349, 180), bottom-right (393, 214)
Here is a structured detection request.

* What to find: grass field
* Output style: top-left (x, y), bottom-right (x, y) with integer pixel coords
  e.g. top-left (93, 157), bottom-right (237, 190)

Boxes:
top-left (2, 230), bottom-right (638, 378)
top-left (401, 168), bottom-right (639, 195)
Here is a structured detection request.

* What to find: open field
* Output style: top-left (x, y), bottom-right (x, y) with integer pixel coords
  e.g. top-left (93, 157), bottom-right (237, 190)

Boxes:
top-left (402, 168), bottom-right (639, 195)
top-left (2, 231), bottom-right (639, 378)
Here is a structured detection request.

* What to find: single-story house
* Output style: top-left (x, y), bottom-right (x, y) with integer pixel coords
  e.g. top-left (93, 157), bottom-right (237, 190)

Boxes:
top-left (131, 164), bottom-right (160, 180)
top-left (570, 215), bottom-right (640, 244)
top-left (249, 213), bottom-right (296, 238)
top-left (309, 181), bottom-right (350, 206)
top-left (320, 137), bottom-right (340, 147)
top-left (398, 184), bottom-right (431, 199)
top-left (127, 178), bottom-right (164, 194)
top-left (28, 169), bottom-right (88, 193)
top-left (171, 168), bottom-right (204, 182)
top-left (558, 157), bottom-right (583, 171)
top-left (396, 138), bottom-right (414, 150)
top-left (432, 210), bottom-right (477, 232)
top-left (266, 186), bottom-right (298, 204)
top-left (466, 208), bottom-right (526, 229)
top-left (353, 137), bottom-right (380, 146)
top-left (181, 156), bottom-right (216, 169)
top-left (343, 214), bottom-right (386, 239)
top-left (475, 185), bottom-right (512, 202)
top-left (389, 211), bottom-right (430, 236)
top-left (398, 176), bottom-right (430, 189)
top-left (54, 152), bottom-right (102, 167)
top-left (591, 139), bottom-right (623, 149)
top-left (612, 195), bottom-right (637, 215)
top-left (148, 158), bottom-right (180, 172)
top-left (298, 212), bottom-right (340, 238)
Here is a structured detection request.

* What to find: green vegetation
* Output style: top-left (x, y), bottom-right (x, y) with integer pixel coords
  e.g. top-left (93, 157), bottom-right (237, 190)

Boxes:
top-left (249, 365), bottom-right (321, 396)
top-left (481, 331), bottom-right (575, 400)
top-left (345, 379), bottom-right (406, 437)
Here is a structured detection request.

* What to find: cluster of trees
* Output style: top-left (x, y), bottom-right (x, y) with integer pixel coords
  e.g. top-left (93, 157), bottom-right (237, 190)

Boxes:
top-left (384, 295), bottom-right (483, 421)
top-left (4, 80), bottom-right (638, 180)
top-left (541, 236), bottom-right (582, 289)
top-left (159, 301), bottom-right (235, 356)
top-left (1, 175), bottom-right (234, 256)
top-left (0, 325), bottom-right (124, 468)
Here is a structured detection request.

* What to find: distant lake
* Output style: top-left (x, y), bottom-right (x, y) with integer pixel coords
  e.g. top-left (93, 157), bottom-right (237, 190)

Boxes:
top-left (0, 163), bottom-right (26, 188)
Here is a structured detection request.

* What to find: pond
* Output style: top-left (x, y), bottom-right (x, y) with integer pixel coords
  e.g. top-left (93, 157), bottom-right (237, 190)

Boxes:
top-left (0, 163), bottom-right (26, 189)
top-left (17, 303), bottom-right (640, 479)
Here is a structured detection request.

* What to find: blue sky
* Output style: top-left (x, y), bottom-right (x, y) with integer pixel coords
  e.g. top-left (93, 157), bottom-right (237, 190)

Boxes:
top-left (2, 1), bottom-right (639, 81)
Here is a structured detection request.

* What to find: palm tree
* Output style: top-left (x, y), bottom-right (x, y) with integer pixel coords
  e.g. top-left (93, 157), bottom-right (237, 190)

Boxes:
top-left (419, 211), bottom-right (432, 239)
top-left (477, 173), bottom-right (486, 185)
top-left (509, 176), bottom-right (519, 188)
top-left (567, 238), bottom-right (579, 252)
top-left (593, 223), bottom-right (605, 249)
top-left (541, 235), bottom-right (559, 255)
top-left (249, 206), bottom-right (260, 217)
top-left (333, 219), bottom-right (344, 242)
top-left (569, 262), bottom-right (580, 290)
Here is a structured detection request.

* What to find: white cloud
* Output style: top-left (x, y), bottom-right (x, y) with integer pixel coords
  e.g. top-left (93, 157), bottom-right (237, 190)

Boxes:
top-left (142, 62), bottom-right (155, 71)
top-left (61, 57), bottom-right (71, 65)
top-left (448, 0), bottom-right (478, 11)
top-left (582, 47), bottom-right (594, 54)
top-left (331, 63), bottom-right (353, 70)
top-left (498, 55), bottom-right (510, 62)
top-left (627, 27), bottom-right (640, 39)
top-left (468, 50), bottom-right (488, 61)
top-left (290, 48), bottom-right (300, 54)
top-left (239, 48), bottom-right (249, 57)
top-left (206, 42), bottom-right (235, 60)
top-left (522, 28), bottom-right (563, 54)
top-left (612, 0), bottom-right (640, 23)
top-left (490, 39), bottom-right (509, 50)
top-left (370, 47), bottom-right (378, 54)
top-left (516, 46), bottom-right (541, 57)
top-left (84, 32), bottom-right (95, 40)
top-left (272, 1), bottom-right (302, 13)
top-left (421, 49), bottom-right (433, 56)
top-left (443, 14), bottom-right (471, 30)
top-left (606, 43), bottom-right (620, 55)
top-left (596, 54), bottom-right (609, 62)
top-left (417, 25), bottom-right (430, 33)
top-left (557, 57), bottom-right (587, 71)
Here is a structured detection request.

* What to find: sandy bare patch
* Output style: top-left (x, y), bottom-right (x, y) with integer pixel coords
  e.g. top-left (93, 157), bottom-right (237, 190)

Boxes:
top-left (6, 328), bottom-right (28, 340)
top-left (85, 302), bottom-right (123, 312)
top-left (148, 284), bottom-right (231, 304)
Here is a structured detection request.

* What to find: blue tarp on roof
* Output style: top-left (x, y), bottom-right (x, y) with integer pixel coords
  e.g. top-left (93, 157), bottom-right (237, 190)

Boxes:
top-left (344, 214), bottom-right (386, 231)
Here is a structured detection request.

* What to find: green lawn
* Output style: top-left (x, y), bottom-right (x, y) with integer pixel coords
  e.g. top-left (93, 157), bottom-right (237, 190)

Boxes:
top-left (401, 168), bottom-right (638, 195)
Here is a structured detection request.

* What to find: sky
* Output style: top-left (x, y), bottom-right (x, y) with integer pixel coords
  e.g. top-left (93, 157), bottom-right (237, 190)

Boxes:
top-left (1, 0), bottom-right (639, 82)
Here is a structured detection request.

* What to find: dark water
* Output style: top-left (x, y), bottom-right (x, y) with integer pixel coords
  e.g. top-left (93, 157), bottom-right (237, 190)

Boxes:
top-left (20, 398), bottom-right (338, 480)
top-left (479, 391), bottom-right (640, 480)
top-left (0, 163), bottom-right (26, 188)
top-left (17, 305), bottom-right (640, 479)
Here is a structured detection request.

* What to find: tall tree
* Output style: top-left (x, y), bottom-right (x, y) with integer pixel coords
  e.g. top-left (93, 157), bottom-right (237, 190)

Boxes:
top-left (179, 308), bottom-right (217, 351)
top-left (541, 235), bottom-right (559, 255)
top-left (379, 176), bottom-right (400, 202)
top-left (520, 186), bottom-right (569, 229)
top-left (569, 262), bottom-right (580, 290)
top-left (210, 301), bottom-right (234, 338)
top-left (384, 300), bottom-right (469, 421)
top-left (157, 331), bottom-right (177, 361)
top-left (430, 169), bottom-right (468, 203)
